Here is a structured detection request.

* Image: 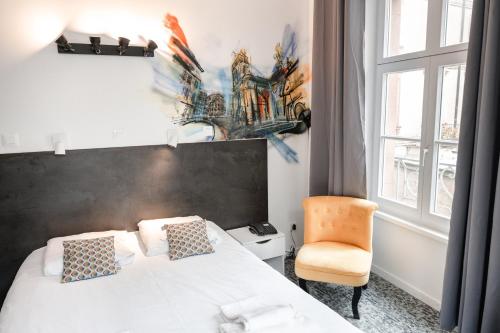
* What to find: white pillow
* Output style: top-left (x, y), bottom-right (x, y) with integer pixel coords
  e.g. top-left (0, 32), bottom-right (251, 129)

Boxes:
top-left (138, 216), bottom-right (222, 257)
top-left (43, 230), bottom-right (135, 276)
top-left (205, 221), bottom-right (223, 245)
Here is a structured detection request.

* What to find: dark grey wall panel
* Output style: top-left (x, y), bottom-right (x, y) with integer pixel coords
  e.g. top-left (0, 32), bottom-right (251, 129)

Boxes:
top-left (0, 139), bottom-right (268, 304)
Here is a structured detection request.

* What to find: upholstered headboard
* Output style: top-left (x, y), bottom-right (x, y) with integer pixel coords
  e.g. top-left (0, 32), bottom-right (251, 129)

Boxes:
top-left (0, 139), bottom-right (268, 304)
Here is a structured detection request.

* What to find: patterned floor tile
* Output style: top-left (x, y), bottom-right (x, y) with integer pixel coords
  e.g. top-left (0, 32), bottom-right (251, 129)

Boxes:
top-left (285, 259), bottom-right (452, 333)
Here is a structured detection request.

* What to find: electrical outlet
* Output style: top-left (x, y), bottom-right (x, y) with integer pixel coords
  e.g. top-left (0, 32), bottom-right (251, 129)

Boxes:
top-left (1, 133), bottom-right (20, 148)
top-left (112, 129), bottom-right (124, 139)
top-left (292, 223), bottom-right (297, 231)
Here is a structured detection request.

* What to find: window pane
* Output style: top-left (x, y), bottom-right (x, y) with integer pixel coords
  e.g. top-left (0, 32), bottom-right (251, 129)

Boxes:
top-left (381, 139), bottom-right (421, 207)
top-left (387, 0), bottom-right (428, 56)
top-left (384, 69), bottom-right (425, 138)
top-left (438, 64), bottom-right (466, 141)
top-left (432, 144), bottom-right (458, 217)
top-left (443, 0), bottom-right (473, 46)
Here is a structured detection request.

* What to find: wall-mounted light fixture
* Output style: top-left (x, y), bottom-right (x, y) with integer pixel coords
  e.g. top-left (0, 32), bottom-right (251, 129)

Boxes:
top-left (55, 35), bottom-right (75, 53)
top-left (55, 35), bottom-right (156, 57)
top-left (89, 36), bottom-right (102, 54)
top-left (117, 37), bottom-right (130, 55)
top-left (144, 40), bottom-right (158, 57)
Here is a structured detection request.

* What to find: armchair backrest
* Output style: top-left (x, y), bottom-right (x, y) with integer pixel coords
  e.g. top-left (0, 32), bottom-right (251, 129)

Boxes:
top-left (303, 196), bottom-right (378, 252)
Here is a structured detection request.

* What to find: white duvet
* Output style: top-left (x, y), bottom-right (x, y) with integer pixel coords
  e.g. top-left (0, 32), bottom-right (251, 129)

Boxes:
top-left (0, 225), bottom-right (361, 333)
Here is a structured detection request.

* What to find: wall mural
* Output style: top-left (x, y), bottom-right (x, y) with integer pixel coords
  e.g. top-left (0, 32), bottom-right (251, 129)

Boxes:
top-left (152, 14), bottom-right (311, 162)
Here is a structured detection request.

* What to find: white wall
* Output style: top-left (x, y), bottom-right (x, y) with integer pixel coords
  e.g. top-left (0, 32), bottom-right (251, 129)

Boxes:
top-left (365, 0), bottom-right (447, 310)
top-left (268, 133), bottom-right (309, 251)
top-left (371, 215), bottom-right (448, 310)
top-left (0, 0), bottom-right (312, 250)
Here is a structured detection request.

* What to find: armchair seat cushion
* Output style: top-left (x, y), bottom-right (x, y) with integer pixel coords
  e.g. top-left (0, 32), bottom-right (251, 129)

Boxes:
top-left (295, 241), bottom-right (372, 287)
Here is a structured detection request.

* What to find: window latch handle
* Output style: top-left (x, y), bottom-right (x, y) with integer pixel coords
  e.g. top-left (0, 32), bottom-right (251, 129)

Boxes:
top-left (422, 147), bottom-right (430, 167)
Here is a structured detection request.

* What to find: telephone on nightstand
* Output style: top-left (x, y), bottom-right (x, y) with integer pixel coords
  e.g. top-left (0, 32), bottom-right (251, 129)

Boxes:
top-left (248, 223), bottom-right (278, 236)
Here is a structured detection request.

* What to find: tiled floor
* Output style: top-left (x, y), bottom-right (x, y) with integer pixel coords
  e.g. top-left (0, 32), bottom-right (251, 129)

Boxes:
top-left (285, 259), bottom-right (450, 333)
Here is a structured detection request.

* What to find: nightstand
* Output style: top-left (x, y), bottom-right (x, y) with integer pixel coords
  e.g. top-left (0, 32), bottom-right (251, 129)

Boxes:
top-left (227, 226), bottom-right (286, 274)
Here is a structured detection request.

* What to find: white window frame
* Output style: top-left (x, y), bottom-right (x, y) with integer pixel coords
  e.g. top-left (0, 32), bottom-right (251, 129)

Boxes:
top-left (377, 0), bottom-right (468, 65)
top-left (371, 0), bottom-right (470, 234)
top-left (423, 51), bottom-right (466, 229)
top-left (373, 58), bottom-right (428, 225)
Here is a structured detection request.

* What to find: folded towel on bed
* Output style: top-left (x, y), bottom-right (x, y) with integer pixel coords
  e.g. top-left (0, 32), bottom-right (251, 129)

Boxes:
top-left (219, 322), bottom-right (244, 333)
top-left (219, 313), bottom-right (320, 333)
top-left (220, 298), bottom-right (298, 333)
top-left (220, 296), bottom-right (267, 321)
top-left (236, 304), bottom-right (296, 331)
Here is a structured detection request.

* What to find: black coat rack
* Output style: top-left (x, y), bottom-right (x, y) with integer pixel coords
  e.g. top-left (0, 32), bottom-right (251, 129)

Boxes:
top-left (55, 35), bottom-right (157, 57)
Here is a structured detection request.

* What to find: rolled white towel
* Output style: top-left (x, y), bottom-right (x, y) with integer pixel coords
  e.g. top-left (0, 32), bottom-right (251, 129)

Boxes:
top-left (220, 296), bottom-right (266, 321)
top-left (237, 304), bottom-right (296, 332)
top-left (219, 322), bottom-right (245, 333)
top-left (219, 316), bottom-right (320, 333)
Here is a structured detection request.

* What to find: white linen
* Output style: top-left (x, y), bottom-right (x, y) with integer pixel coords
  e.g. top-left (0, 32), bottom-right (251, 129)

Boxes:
top-left (219, 315), bottom-right (318, 333)
top-left (236, 304), bottom-right (296, 331)
top-left (138, 216), bottom-right (222, 256)
top-left (43, 230), bottom-right (135, 276)
top-left (221, 296), bottom-right (267, 321)
top-left (221, 298), bottom-right (300, 332)
top-left (0, 225), bottom-right (362, 333)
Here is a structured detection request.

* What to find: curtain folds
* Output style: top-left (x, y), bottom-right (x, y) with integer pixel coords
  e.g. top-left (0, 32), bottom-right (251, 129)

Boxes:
top-left (309, 0), bottom-right (367, 198)
top-left (440, 0), bottom-right (500, 332)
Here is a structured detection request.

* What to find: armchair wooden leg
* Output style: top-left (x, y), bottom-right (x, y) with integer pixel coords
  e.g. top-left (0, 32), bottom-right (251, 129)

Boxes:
top-left (298, 278), bottom-right (309, 293)
top-left (352, 286), bottom-right (363, 319)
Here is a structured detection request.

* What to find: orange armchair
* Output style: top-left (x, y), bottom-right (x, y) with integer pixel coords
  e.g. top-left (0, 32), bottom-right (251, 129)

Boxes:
top-left (295, 196), bottom-right (378, 319)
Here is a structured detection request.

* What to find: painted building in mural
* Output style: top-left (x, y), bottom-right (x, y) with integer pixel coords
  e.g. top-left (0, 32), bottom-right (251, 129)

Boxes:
top-left (231, 50), bottom-right (274, 126)
top-left (154, 13), bottom-right (311, 149)
top-left (270, 44), bottom-right (308, 124)
top-left (178, 64), bottom-right (202, 119)
top-left (206, 93), bottom-right (226, 117)
top-left (230, 47), bottom-right (310, 135)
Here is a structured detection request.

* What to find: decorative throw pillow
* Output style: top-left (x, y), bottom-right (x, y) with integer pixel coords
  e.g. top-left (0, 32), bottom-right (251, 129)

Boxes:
top-left (61, 236), bottom-right (118, 283)
top-left (44, 230), bottom-right (134, 276)
top-left (165, 220), bottom-right (215, 260)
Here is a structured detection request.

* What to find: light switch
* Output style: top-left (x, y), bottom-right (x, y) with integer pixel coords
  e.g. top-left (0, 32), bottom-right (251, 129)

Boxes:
top-left (1, 133), bottom-right (20, 147)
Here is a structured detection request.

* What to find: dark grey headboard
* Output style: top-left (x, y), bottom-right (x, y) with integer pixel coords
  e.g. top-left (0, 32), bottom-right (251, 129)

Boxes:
top-left (0, 139), bottom-right (268, 304)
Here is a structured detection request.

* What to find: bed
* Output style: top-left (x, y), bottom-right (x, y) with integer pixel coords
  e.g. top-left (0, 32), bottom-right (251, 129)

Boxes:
top-left (0, 225), bottom-right (361, 333)
top-left (0, 141), bottom-right (361, 332)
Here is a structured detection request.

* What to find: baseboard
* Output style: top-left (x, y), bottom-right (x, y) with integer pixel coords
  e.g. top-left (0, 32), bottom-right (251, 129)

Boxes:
top-left (371, 264), bottom-right (441, 311)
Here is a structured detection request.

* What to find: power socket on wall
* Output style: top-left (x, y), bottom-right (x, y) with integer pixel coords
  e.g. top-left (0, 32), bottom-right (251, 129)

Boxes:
top-left (1, 134), bottom-right (20, 148)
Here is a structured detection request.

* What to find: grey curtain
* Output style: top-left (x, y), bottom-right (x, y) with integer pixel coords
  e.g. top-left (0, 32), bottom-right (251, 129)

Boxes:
top-left (440, 0), bottom-right (500, 332)
top-left (309, 0), bottom-right (367, 198)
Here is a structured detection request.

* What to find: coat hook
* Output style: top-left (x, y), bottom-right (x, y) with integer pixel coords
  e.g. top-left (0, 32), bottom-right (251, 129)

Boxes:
top-left (55, 35), bottom-right (75, 53)
top-left (89, 37), bottom-right (101, 55)
top-left (144, 40), bottom-right (158, 57)
top-left (117, 37), bottom-right (130, 55)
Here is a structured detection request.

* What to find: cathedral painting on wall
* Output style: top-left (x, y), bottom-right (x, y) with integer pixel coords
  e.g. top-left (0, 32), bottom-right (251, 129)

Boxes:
top-left (153, 14), bottom-right (311, 162)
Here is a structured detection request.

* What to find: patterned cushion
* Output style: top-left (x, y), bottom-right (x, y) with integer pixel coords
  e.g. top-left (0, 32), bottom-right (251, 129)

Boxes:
top-left (61, 236), bottom-right (118, 283)
top-left (165, 220), bottom-right (215, 260)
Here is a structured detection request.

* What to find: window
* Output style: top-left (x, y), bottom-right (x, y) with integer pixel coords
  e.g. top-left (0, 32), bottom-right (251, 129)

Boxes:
top-left (372, 0), bottom-right (471, 232)
top-left (442, 0), bottom-right (473, 46)
top-left (380, 69), bottom-right (425, 207)
top-left (432, 64), bottom-right (465, 216)
top-left (386, 0), bottom-right (428, 56)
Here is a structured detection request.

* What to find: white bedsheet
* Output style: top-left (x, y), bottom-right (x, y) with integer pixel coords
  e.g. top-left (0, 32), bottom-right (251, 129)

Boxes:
top-left (0, 226), bottom-right (361, 333)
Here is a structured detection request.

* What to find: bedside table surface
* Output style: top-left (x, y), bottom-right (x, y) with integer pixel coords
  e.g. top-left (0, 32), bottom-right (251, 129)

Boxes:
top-left (226, 226), bottom-right (285, 245)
